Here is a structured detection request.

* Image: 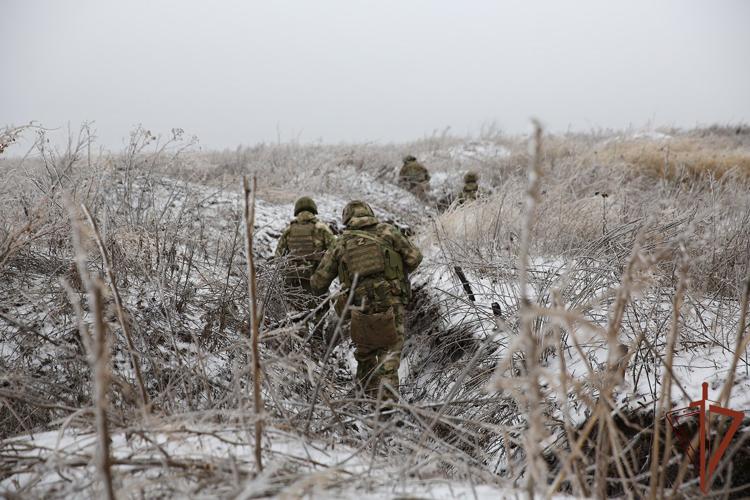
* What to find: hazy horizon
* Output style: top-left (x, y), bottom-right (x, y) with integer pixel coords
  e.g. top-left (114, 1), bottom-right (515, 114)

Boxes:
top-left (3, 0), bottom-right (749, 151)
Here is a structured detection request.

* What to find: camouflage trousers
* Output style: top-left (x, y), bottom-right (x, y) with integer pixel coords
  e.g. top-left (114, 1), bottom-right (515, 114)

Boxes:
top-left (353, 304), bottom-right (405, 401)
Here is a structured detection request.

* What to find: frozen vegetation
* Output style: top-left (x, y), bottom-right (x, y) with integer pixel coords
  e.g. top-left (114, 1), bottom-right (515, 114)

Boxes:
top-left (1, 123), bottom-right (749, 498)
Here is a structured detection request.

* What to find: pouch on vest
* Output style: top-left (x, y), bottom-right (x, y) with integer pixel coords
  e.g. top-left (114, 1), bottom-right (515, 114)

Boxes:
top-left (353, 280), bottom-right (392, 310)
top-left (287, 223), bottom-right (317, 258)
top-left (383, 247), bottom-right (404, 281)
top-left (334, 292), bottom-right (348, 318)
top-left (344, 235), bottom-right (385, 279)
top-left (350, 307), bottom-right (398, 349)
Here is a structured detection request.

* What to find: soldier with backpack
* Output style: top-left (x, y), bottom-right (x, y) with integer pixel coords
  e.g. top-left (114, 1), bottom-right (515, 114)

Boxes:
top-left (311, 200), bottom-right (422, 401)
top-left (457, 171), bottom-right (479, 204)
top-left (398, 155), bottom-right (431, 200)
top-left (275, 196), bottom-right (336, 338)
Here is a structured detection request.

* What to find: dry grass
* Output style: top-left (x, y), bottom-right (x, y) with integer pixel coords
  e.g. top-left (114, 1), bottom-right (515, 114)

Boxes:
top-left (1, 123), bottom-right (749, 498)
top-left (591, 134), bottom-right (750, 180)
top-left (429, 129), bottom-right (750, 298)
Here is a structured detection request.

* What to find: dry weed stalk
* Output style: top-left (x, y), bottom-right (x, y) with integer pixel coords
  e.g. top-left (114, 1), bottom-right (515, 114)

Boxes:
top-left (648, 248), bottom-right (689, 499)
top-left (517, 120), bottom-right (549, 495)
top-left (242, 175), bottom-right (264, 472)
top-left (88, 280), bottom-right (117, 500)
top-left (66, 200), bottom-right (116, 500)
top-left (81, 204), bottom-right (150, 415)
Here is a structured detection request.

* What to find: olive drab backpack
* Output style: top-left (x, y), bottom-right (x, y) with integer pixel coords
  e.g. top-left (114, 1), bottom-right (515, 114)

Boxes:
top-left (286, 222), bottom-right (317, 258)
top-left (338, 230), bottom-right (405, 296)
top-left (463, 182), bottom-right (478, 197)
top-left (462, 172), bottom-right (479, 200)
top-left (285, 222), bottom-right (324, 283)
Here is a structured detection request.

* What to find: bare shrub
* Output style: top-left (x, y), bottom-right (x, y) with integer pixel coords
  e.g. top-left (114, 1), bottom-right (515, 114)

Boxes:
top-left (1, 123), bottom-right (749, 498)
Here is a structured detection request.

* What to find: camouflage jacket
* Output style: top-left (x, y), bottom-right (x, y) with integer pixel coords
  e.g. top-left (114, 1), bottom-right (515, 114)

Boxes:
top-left (398, 160), bottom-right (430, 184)
top-left (311, 215), bottom-right (422, 309)
top-left (458, 181), bottom-right (479, 202)
top-left (275, 211), bottom-right (336, 272)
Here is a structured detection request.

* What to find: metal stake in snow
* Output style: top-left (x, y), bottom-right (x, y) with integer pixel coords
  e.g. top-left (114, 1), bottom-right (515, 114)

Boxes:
top-left (243, 175), bottom-right (264, 472)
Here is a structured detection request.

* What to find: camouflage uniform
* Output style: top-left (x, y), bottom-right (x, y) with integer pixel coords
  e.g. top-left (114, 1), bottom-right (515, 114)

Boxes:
top-left (398, 155), bottom-right (431, 200)
top-left (311, 201), bottom-right (422, 400)
top-left (275, 197), bottom-right (336, 335)
top-left (457, 171), bottom-right (479, 204)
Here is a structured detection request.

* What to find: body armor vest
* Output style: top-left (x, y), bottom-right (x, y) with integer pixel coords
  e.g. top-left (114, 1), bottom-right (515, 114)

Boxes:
top-left (464, 181), bottom-right (478, 194)
top-left (339, 230), bottom-right (404, 288)
top-left (287, 222), bottom-right (317, 259)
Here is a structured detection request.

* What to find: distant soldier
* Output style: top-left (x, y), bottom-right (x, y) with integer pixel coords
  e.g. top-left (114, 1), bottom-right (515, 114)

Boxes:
top-left (398, 155), bottom-right (431, 200)
top-left (457, 171), bottom-right (479, 204)
top-left (275, 196), bottom-right (336, 335)
top-left (311, 200), bottom-right (422, 400)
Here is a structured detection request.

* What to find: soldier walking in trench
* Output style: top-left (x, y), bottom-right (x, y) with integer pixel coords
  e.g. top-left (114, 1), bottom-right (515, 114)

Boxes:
top-left (275, 196), bottom-right (336, 343)
top-left (398, 155), bottom-right (431, 200)
top-left (457, 171), bottom-right (480, 204)
top-left (311, 200), bottom-right (422, 401)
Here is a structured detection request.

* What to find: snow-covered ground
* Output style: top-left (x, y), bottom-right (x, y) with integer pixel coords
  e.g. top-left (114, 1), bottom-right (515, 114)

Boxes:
top-left (2, 141), bottom-right (749, 498)
top-left (416, 242), bottom-right (750, 423)
top-left (1, 425), bottom-right (579, 499)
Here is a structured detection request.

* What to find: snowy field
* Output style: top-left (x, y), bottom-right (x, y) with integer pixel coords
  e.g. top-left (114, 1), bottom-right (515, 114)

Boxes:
top-left (1, 125), bottom-right (750, 498)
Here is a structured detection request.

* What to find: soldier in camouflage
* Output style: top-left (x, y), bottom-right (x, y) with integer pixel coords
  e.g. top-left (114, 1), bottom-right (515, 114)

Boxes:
top-left (457, 171), bottom-right (479, 204)
top-left (311, 200), bottom-right (422, 401)
top-left (275, 197), bottom-right (336, 337)
top-left (398, 155), bottom-right (431, 200)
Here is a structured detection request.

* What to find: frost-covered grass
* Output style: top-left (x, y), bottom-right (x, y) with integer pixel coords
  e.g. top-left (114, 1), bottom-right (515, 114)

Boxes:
top-left (1, 123), bottom-right (749, 498)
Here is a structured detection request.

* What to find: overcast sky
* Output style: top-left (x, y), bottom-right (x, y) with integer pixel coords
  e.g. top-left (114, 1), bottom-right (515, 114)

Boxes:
top-left (2, 0), bottom-right (749, 150)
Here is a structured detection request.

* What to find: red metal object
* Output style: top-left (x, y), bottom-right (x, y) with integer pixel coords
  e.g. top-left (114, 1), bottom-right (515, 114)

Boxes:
top-left (667, 382), bottom-right (745, 493)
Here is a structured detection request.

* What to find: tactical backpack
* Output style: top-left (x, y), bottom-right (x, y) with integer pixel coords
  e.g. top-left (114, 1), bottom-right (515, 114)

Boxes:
top-left (286, 222), bottom-right (317, 258)
top-left (463, 181), bottom-right (478, 196)
top-left (462, 172), bottom-right (479, 200)
top-left (285, 222), bottom-right (323, 286)
top-left (338, 229), bottom-right (406, 310)
top-left (400, 162), bottom-right (429, 183)
top-left (341, 231), bottom-right (404, 281)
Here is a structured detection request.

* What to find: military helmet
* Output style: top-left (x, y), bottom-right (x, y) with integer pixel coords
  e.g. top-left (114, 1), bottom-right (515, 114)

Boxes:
top-left (294, 196), bottom-right (318, 216)
top-left (342, 200), bottom-right (374, 225)
top-left (403, 155), bottom-right (417, 163)
top-left (464, 171), bottom-right (479, 183)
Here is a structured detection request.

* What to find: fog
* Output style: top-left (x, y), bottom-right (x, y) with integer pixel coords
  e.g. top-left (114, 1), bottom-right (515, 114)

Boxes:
top-left (2, 0), bottom-right (749, 150)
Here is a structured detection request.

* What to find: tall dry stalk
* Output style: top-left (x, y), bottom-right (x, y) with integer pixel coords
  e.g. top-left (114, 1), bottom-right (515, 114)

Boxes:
top-left (66, 200), bottom-right (116, 500)
top-left (81, 204), bottom-right (150, 415)
top-left (648, 249), bottom-right (688, 499)
top-left (242, 175), bottom-right (264, 472)
top-left (518, 120), bottom-right (548, 496)
top-left (88, 279), bottom-right (117, 500)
